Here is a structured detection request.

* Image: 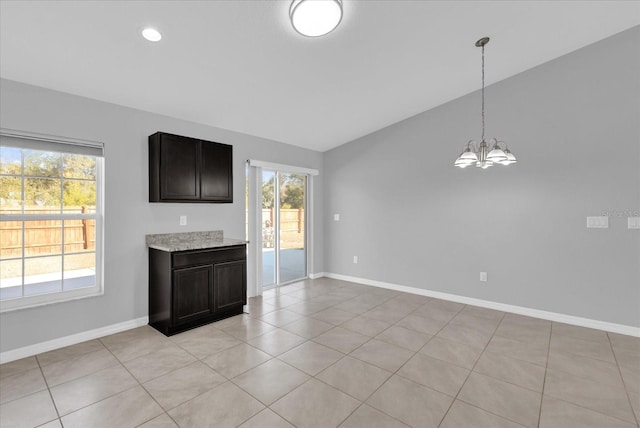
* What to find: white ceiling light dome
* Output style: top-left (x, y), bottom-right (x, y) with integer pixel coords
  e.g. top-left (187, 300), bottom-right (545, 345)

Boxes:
top-left (290, 0), bottom-right (343, 37)
top-left (141, 27), bottom-right (162, 42)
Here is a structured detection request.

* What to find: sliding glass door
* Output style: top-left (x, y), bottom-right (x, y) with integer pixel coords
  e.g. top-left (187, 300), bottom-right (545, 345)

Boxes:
top-left (261, 170), bottom-right (307, 287)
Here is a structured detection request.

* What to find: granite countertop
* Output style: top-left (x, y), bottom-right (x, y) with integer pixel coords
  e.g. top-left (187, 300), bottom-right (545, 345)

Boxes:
top-left (145, 230), bottom-right (248, 252)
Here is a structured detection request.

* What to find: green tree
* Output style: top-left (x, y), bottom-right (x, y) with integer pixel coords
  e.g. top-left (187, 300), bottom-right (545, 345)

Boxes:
top-left (63, 180), bottom-right (96, 207)
top-left (262, 176), bottom-right (274, 208)
top-left (260, 173), bottom-right (305, 209)
top-left (63, 154), bottom-right (96, 180)
top-left (280, 174), bottom-right (305, 209)
top-left (0, 149), bottom-right (22, 209)
top-left (0, 149), bottom-right (96, 210)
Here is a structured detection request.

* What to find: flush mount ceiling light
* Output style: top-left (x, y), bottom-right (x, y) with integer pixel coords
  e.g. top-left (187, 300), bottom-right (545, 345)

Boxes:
top-left (454, 37), bottom-right (517, 169)
top-left (290, 0), bottom-right (343, 37)
top-left (141, 27), bottom-right (162, 42)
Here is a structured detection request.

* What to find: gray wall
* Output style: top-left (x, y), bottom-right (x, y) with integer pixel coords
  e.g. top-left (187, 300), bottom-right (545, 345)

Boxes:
top-left (324, 27), bottom-right (640, 327)
top-left (0, 79), bottom-right (324, 353)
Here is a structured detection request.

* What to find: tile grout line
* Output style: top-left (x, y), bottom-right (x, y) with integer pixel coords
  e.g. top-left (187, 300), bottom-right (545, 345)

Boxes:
top-left (269, 301), bottom-right (400, 426)
top-left (249, 284), bottom-right (404, 427)
top-left (244, 285), bottom-right (361, 426)
top-left (442, 334), bottom-right (550, 423)
top-left (542, 327), bottom-right (640, 426)
top-left (436, 308), bottom-right (508, 428)
top-left (536, 321), bottom-right (554, 428)
top-left (35, 346), bottom-right (135, 424)
top-left (214, 310), bottom-right (340, 426)
top-left (238, 281), bottom-right (363, 425)
top-left (35, 353), bottom-right (63, 427)
top-left (98, 337), bottom-right (175, 428)
top-left (606, 331), bottom-right (640, 427)
top-left (262, 288), bottom-right (636, 425)
top-left (334, 297), bottom-right (464, 427)
top-left (333, 299), bottom-right (446, 427)
top-left (136, 322), bottom-right (284, 427)
top-left (434, 313), bottom-right (569, 427)
top-left (28, 342), bottom-right (127, 423)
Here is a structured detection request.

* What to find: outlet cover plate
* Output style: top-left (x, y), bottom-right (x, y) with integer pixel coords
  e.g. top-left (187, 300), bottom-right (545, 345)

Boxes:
top-left (586, 216), bottom-right (608, 228)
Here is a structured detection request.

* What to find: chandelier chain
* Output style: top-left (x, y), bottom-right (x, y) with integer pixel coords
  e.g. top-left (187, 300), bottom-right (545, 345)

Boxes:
top-left (481, 43), bottom-right (485, 141)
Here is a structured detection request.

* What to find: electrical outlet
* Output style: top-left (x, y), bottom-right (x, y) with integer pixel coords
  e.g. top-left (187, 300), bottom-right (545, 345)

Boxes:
top-left (353, 256), bottom-right (358, 264)
top-left (480, 272), bottom-right (488, 282)
top-left (334, 214), bottom-right (340, 221)
top-left (179, 215), bottom-right (187, 226)
top-left (628, 217), bottom-right (640, 229)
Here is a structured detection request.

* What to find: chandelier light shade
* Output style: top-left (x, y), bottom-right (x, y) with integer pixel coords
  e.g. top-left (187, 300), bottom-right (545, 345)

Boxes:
top-left (290, 0), bottom-right (343, 37)
top-left (455, 37), bottom-right (517, 169)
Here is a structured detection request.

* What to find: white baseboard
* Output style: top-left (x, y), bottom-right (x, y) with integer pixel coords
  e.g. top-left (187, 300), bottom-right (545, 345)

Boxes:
top-left (309, 272), bottom-right (326, 279)
top-left (321, 272), bottom-right (640, 337)
top-left (0, 316), bottom-right (149, 364)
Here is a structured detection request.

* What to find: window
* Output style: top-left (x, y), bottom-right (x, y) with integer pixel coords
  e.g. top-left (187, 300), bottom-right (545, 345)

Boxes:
top-left (0, 130), bottom-right (104, 311)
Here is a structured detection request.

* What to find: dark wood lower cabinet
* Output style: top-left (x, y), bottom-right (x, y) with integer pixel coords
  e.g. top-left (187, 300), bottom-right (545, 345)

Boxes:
top-left (173, 265), bottom-right (213, 325)
top-left (214, 260), bottom-right (246, 311)
top-left (149, 244), bottom-right (246, 336)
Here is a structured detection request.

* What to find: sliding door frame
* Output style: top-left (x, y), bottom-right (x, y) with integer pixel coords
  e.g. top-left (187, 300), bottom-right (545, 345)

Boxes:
top-left (246, 160), bottom-right (318, 297)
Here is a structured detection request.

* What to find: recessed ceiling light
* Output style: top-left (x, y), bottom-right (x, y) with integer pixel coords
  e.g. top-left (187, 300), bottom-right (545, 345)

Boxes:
top-left (141, 27), bottom-right (162, 42)
top-left (290, 0), bottom-right (343, 37)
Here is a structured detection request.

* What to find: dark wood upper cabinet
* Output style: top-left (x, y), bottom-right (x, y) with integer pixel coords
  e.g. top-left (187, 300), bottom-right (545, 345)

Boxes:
top-left (200, 140), bottom-right (233, 201)
top-left (149, 132), bottom-right (233, 203)
top-left (158, 133), bottom-right (200, 201)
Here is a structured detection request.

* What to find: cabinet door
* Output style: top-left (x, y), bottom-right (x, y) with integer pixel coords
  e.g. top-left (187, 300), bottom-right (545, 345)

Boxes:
top-left (201, 141), bottom-right (233, 202)
top-left (173, 265), bottom-right (213, 324)
top-left (213, 260), bottom-right (246, 311)
top-left (160, 134), bottom-right (200, 200)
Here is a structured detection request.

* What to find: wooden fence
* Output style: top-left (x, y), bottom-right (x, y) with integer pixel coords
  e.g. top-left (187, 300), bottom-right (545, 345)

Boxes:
top-left (262, 208), bottom-right (304, 232)
top-left (262, 208), bottom-right (304, 249)
top-left (0, 207), bottom-right (95, 259)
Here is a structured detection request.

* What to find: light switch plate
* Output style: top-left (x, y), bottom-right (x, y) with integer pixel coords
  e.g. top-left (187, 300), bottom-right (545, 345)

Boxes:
top-left (480, 272), bottom-right (488, 282)
top-left (333, 214), bottom-right (340, 221)
top-left (629, 217), bottom-right (640, 229)
top-left (586, 216), bottom-right (608, 228)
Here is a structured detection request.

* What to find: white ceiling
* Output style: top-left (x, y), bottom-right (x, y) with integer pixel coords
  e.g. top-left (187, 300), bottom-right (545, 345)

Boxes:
top-left (1, 1), bottom-right (638, 152)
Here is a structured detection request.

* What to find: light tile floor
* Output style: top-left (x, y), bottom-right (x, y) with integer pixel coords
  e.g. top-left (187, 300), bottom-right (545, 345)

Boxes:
top-left (1, 277), bottom-right (638, 428)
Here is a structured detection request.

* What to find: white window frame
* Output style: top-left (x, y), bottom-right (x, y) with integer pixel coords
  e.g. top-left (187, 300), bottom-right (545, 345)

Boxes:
top-left (0, 129), bottom-right (105, 312)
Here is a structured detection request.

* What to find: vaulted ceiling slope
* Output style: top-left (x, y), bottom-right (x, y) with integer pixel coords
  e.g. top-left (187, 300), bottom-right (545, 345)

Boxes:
top-left (1, 1), bottom-right (638, 152)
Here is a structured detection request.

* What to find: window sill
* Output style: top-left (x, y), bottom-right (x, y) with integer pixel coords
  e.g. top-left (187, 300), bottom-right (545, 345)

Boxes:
top-left (0, 286), bottom-right (103, 313)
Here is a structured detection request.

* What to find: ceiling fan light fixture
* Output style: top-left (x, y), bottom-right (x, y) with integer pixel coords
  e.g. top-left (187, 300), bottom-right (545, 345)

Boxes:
top-left (290, 0), bottom-right (343, 37)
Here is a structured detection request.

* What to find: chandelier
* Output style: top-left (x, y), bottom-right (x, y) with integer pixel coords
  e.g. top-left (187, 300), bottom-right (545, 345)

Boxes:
top-left (455, 37), bottom-right (517, 169)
